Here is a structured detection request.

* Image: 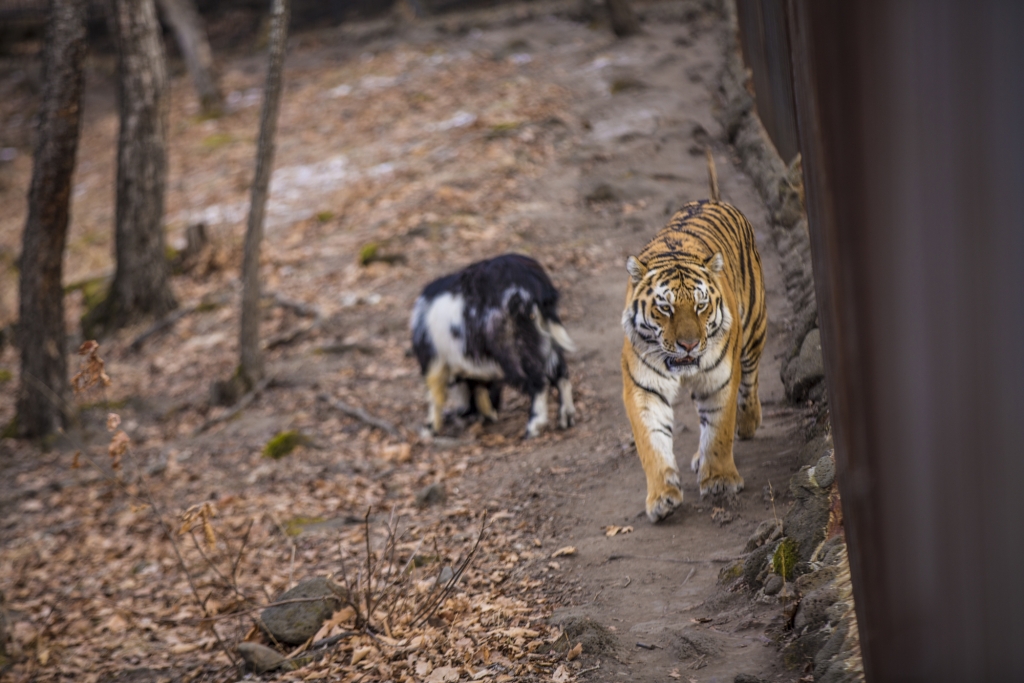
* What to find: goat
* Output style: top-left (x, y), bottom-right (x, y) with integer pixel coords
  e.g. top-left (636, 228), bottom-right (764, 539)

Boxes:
top-left (410, 254), bottom-right (576, 438)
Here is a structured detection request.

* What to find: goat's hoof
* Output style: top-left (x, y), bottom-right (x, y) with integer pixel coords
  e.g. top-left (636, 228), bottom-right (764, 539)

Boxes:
top-left (558, 408), bottom-right (576, 429)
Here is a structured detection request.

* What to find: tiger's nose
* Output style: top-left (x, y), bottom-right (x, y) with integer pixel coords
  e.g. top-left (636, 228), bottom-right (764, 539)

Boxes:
top-left (678, 339), bottom-right (699, 353)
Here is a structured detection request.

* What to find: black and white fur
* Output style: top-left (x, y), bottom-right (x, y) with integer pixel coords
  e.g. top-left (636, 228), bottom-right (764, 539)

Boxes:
top-left (410, 254), bottom-right (576, 438)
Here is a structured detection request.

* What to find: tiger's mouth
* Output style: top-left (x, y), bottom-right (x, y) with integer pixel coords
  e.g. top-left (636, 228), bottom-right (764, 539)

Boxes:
top-left (665, 355), bottom-right (698, 369)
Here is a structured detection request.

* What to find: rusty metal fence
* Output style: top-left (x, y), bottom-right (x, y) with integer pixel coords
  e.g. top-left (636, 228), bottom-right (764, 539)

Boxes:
top-left (739, 0), bottom-right (1024, 680)
top-left (734, 0), bottom-right (798, 163)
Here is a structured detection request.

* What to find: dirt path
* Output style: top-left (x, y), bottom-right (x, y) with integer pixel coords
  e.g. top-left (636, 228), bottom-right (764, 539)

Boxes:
top-left (0, 4), bottom-right (812, 681)
top-left (411, 9), bottom-right (809, 682)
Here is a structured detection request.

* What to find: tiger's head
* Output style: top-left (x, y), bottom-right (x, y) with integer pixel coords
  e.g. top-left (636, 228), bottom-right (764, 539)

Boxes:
top-left (622, 252), bottom-right (732, 375)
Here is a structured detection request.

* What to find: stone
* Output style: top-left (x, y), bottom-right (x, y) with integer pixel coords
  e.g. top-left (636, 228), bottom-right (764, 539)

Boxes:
top-left (745, 518), bottom-right (783, 552)
top-left (782, 328), bottom-right (825, 402)
top-left (763, 574), bottom-right (784, 596)
top-left (810, 451), bottom-right (836, 489)
top-left (793, 586), bottom-right (840, 632)
top-left (260, 577), bottom-right (347, 645)
top-left (416, 482), bottom-right (447, 508)
top-left (784, 467), bottom-right (831, 565)
top-left (794, 565), bottom-right (839, 596)
top-left (742, 542), bottom-right (775, 590)
top-left (237, 642), bottom-right (288, 673)
top-left (735, 675), bottom-right (768, 683)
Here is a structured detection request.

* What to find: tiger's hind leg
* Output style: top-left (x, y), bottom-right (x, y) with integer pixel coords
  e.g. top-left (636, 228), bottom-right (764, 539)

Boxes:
top-left (736, 367), bottom-right (762, 440)
top-left (736, 338), bottom-right (765, 440)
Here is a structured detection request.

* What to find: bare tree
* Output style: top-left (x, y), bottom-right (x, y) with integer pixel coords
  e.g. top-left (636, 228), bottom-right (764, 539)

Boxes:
top-left (237, 0), bottom-right (290, 390)
top-left (84, 0), bottom-right (177, 337)
top-left (607, 0), bottom-right (641, 37)
top-left (156, 0), bottom-right (223, 116)
top-left (15, 0), bottom-right (87, 438)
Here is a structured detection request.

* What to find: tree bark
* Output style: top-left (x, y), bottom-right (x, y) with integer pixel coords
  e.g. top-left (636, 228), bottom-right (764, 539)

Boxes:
top-left (87, 0), bottom-right (177, 337)
top-left (238, 0), bottom-right (290, 388)
top-left (155, 0), bottom-right (223, 116)
top-left (607, 0), bottom-right (641, 37)
top-left (16, 0), bottom-right (87, 438)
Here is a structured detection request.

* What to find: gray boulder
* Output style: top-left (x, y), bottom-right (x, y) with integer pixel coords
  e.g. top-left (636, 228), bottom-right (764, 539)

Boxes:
top-left (260, 577), bottom-right (347, 645)
top-left (782, 328), bottom-right (825, 402)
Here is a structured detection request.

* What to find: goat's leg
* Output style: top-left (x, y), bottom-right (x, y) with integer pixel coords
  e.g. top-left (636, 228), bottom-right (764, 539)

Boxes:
top-left (524, 383), bottom-right (550, 438)
top-left (473, 383), bottom-right (499, 422)
top-left (556, 377), bottom-right (576, 429)
top-left (425, 361), bottom-right (449, 434)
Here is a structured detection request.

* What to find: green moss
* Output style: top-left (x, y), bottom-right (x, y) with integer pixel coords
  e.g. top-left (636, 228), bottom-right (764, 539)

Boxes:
top-left (1, 416), bottom-right (17, 439)
top-left (195, 299), bottom-right (220, 313)
top-left (78, 398), bottom-right (128, 412)
top-left (201, 133), bottom-right (234, 150)
top-left (0, 368), bottom-right (12, 383)
top-left (66, 275), bottom-right (110, 316)
top-left (718, 560), bottom-right (744, 584)
top-left (772, 537), bottom-right (799, 581)
top-left (358, 242), bottom-right (379, 266)
top-left (487, 121), bottom-right (521, 138)
top-left (315, 211), bottom-right (335, 223)
top-left (263, 430), bottom-right (308, 459)
top-left (283, 515), bottom-right (326, 537)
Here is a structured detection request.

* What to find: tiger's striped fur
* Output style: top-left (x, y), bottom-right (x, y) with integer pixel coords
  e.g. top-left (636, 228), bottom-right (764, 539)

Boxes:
top-left (622, 186), bottom-right (766, 522)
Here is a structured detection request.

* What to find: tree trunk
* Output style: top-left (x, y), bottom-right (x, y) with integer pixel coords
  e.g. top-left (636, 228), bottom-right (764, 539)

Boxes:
top-left (16, 0), bottom-right (87, 438)
top-left (607, 0), bottom-right (641, 37)
top-left (87, 0), bottom-right (177, 337)
top-left (155, 0), bottom-right (223, 116)
top-left (238, 0), bottom-right (290, 388)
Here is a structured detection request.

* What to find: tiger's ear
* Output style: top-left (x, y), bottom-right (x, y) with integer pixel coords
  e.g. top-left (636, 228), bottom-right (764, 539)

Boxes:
top-left (705, 252), bottom-right (724, 273)
top-left (626, 256), bottom-right (647, 284)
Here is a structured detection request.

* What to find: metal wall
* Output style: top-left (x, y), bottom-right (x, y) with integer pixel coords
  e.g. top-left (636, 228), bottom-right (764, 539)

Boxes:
top-left (787, 1), bottom-right (1024, 680)
top-left (734, 0), bottom-right (799, 163)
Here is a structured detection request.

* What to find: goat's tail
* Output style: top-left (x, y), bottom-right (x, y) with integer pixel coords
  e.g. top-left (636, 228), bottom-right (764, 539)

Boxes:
top-left (706, 147), bottom-right (720, 203)
top-left (549, 320), bottom-right (576, 353)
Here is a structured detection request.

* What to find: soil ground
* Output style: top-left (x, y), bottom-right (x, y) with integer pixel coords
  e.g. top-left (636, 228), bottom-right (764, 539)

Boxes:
top-left (0, 3), bottom-right (812, 681)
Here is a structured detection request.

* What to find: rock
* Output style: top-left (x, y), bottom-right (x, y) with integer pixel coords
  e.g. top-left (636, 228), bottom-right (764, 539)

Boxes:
top-left (674, 631), bottom-right (721, 659)
top-left (783, 466), bottom-right (832, 565)
top-left (415, 482), bottom-right (447, 508)
top-left (584, 183), bottom-right (618, 203)
top-left (744, 518), bottom-right (783, 552)
top-left (742, 542), bottom-right (775, 590)
top-left (237, 642), bottom-right (288, 673)
top-left (547, 614), bottom-right (617, 655)
top-left (810, 451), bottom-right (836, 489)
top-left (260, 577), bottom-right (347, 645)
top-left (793, 586), bottom-right (840, 632)
top-left (782, 328), bottom-right (824, 402)
top-left (763, 574), bottom-right (784, 596)
top-left (794, 565), bottom-right (839, 596)
top-left (735, 675), bottom-right (768, 683)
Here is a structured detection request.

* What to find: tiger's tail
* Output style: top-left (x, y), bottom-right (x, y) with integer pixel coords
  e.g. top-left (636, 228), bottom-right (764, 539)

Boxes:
top-left (706, 147), bottom-right (720, 203)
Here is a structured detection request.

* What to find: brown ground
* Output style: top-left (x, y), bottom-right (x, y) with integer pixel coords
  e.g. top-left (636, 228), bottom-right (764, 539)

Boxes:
top-left (0, 3), bottom-right (812, 681)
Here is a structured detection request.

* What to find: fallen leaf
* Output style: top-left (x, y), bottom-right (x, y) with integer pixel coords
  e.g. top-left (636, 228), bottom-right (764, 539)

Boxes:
top-left (426, 665), bottom-right (461, 683)
top-left (552, 664), bottom-right (572, 683)
top-left (668, 669), bottom-right (681, 679)
top-left (351, 646), bottom-right (373, 666)
top-left (566, 642), bottom-right (582, 661)
top-left (551, 546), bottom-right (576, 558)
top-left (603, 525), bottom-right (634, 537)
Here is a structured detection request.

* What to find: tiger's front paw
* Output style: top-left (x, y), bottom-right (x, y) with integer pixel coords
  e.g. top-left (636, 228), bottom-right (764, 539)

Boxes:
top-left (698, 466), bottom-right (744, 497)
top-left (646, 471), bottom-right (683, 522)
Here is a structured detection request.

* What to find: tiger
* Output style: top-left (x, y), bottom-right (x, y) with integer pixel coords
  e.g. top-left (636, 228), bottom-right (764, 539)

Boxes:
top-left (621, 152), bottom-right (767, 522)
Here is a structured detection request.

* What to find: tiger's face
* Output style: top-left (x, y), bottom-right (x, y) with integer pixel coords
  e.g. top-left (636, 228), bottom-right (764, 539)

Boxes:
top-left (622, 253), bottom-right (731, 375)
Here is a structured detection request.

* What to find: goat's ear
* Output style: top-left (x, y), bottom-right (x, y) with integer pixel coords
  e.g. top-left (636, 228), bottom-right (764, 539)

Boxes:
top-left (705, 252), bottom-right (724, 273)
top-left (626, 256), bottom-right (647, 284)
